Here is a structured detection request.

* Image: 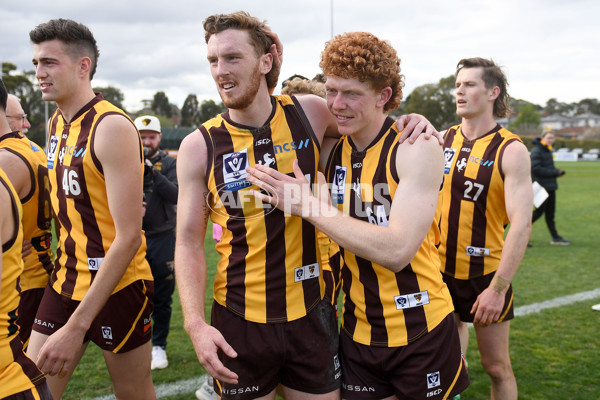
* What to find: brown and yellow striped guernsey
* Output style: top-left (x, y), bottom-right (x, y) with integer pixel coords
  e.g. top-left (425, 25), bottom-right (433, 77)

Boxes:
top-left (0, 131), bottom-right (53, 292)
top-left (438, 123), bottom-right (522, 280)
top-left (0, 168), bottom-right (46, 397)
top-left (202, 95), bottom-right (324, 324)
top-left (325, 117), bottom-right (454, 347)
top-left (45, 94), bottom-right (152, 301)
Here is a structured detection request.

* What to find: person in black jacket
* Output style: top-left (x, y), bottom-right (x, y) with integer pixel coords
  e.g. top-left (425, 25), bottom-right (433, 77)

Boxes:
top-left (134, 115), bottom-right (179, 369)
top-left (530, 128), bottom-right (570, 245)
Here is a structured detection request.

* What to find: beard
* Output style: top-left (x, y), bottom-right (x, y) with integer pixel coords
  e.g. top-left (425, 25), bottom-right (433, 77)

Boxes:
top-left (218, 63), bottom-right (262, 110)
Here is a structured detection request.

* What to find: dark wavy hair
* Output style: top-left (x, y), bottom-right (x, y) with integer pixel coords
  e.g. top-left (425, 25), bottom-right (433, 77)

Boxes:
top-left (456, 57), bottom-right (511, 118)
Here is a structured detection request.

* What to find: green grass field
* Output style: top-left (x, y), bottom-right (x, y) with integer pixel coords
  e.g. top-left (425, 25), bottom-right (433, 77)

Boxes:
top-left (59, 161), bottom-right (599, 400)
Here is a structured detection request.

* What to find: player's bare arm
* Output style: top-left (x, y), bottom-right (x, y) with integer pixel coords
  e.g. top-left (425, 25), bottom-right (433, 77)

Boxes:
top-left (174, 130), bottom-right (238, 384)
top-left (36, 115), bottom-right (144, 375)
top-left (471, 140), bottom-right (533, 326)
top-left (248, 135), bottom-right (443, 271)
top-left (0, 149), bottom-right (32, 199)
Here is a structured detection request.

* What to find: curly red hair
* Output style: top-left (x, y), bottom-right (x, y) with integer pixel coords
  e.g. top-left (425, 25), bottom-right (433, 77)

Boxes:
top-left (320, 32), bottom-right (404, 112)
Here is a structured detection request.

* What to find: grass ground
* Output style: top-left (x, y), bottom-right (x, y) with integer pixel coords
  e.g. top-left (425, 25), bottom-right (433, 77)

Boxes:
top-left (58, 161), bottom-right (599, 400)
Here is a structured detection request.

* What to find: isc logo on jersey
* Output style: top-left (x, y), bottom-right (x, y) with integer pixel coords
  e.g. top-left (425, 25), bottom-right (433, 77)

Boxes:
top-left (223, 149), bottom-right (251, 192)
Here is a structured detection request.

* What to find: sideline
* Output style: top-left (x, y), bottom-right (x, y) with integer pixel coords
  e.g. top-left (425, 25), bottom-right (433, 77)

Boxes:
top-left (89, 287), bottom-right (600, 400)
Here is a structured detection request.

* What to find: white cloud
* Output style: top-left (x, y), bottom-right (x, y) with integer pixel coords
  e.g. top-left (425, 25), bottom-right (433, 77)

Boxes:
top-left (2, 0), bottom-right (598, 112)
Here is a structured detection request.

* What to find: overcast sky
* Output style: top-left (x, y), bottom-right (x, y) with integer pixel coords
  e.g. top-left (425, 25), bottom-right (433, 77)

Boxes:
top-left (2, 0), bottom-right (599, 112)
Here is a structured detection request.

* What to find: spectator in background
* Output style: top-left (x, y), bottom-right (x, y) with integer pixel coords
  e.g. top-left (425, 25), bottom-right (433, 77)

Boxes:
top-left (6, 94), bottom-right (32, 134)
top-left (134, 115), bottom-right (178, 370)
top-left (530, 128), bottom-right (570, 245)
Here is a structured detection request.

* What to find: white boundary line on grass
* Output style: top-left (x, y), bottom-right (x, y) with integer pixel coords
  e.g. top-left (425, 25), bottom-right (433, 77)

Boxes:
top-left (89, 287), bottom-right (600, 400)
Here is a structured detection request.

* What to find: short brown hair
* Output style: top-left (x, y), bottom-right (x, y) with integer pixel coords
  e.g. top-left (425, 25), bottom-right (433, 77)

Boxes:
top-left (281, 77), bottom-right (326, 98)
top-left (320, 32), bottom-right (404, 112)
top-left (203, 11), bottom-right (278, 90)
top-left (456, 57), bottom-right (511, 118)
top-left (30, 18), bottom-right (100, 80)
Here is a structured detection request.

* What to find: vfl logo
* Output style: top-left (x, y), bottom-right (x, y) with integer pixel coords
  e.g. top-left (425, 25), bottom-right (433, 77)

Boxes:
top-left (47, 136), bottom-right (59, 169)
top-left (331, 166), bottom-right (347, 205)
top-left (256, 153), bottom-right (275, 167)
top-left (443, 148), bottom-right (457, 174)
top-left (456, 157), bottom-right (467, 173)
top-left (466, 246), bottom-right (490, 257)
top-left (294, 263), bottom-right (320, 282)
top-left (222, 149), bottom-right (251, 192)
top-left (394, 291), bottom-right (430, 310)
top-left (427, 371), bottom-right (441, 389)
top-left (101, 326), bottom-right (113, 340)
top-left (88, 257), bottom-right (103, 271)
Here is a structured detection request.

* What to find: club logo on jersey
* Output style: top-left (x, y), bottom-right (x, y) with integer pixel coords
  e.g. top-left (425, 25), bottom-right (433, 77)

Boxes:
top-left (274, 139), bottom-right (310, 154)
top-left (466, 246), bottom-right (490, 257)
top-left (331, 166), bottom-right (347, 205)
top-left (427, 371), bottom-right (441, 389)
top-left (223, 149), bottom-right (251, 192)
top-left (394, 290), bottom-right (430, 310)
top-left (101, 326), bottom-right (113, 340)
top-left (256, 153), bottom-right (275, 167)
top-left (294, 262), bottom-right (320, 283)
top-left (444, 148), bottom-right (457, 174)
top-left (47, 136), bottom-right (59, 169)
top-left (352, 178), bottom-right (361, 199)
top-left (456, 157), bottom-right (467, 173)
top-left (88, 257), bottom-right (104, 271)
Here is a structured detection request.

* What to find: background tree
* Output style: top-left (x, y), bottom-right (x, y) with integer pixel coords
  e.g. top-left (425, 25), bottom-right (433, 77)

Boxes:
top-left (93, 85), bottom-right (126, 112)
top-left (152, 91), bottom-right (172, 117)
top-left (196, 99), bottom-right (226, 125)
top-left (575, 98), bottom-right (600, 115)
top-left (544, 98), bottom-right (574, 116)
top-left (403, 75), bottom-right (460, 130)
top-left (2, 62), bottom-right (55, 146)
top-left (180, 94), bottom-right (199, 127)
top-left (509, 103), bottom-right (541, 135)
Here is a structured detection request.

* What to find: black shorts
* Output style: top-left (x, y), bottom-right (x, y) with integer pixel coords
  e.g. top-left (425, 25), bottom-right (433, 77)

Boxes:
top-left (211, 299), bottom-right (341, 399)
top-left (340, 313), bottom-right (469, 400)
top-left (17, 287), bottom-right (45, 347)
top-left (443, 272), bottom-right (514, 323)
top-left (2, 383), bottom-right (53, 400)
top-left (32, 280), bottom-right (153, 353)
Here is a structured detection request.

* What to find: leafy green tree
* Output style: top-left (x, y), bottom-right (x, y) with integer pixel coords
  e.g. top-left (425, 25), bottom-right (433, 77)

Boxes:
top-left (544, 98), bottom-right (574, 115)
top-left (93, 85), bottom-right (126, 112)
top-left (403, 75), bottom-right (460, 130)
top-left (180, 94), bottom-right (199, 127)
top-left (509, 103), bottom-right (541, 135)
top-left (2, 62), bottom-right (55, 146)
top-left (575, 98), bottom-right (600, 115)
top-left (196, 99), bottom-right (226, 124)
top-left (151, 91), bottom-right (172, 117)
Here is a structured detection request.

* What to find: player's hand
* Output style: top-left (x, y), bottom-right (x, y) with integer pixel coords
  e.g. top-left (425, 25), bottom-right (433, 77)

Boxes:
top-left (396, 113), bottom-right (443, 145)
top-left (247, 160), bottom-right (317, 217)
top-left (470, 287), bottom-right (505, 326)
top-left (36, 323), bottom-right (86, 377)
top-left (189, 323), bottom-right (238, 384)
top-left (264, 26), bottom-right (283, 93)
